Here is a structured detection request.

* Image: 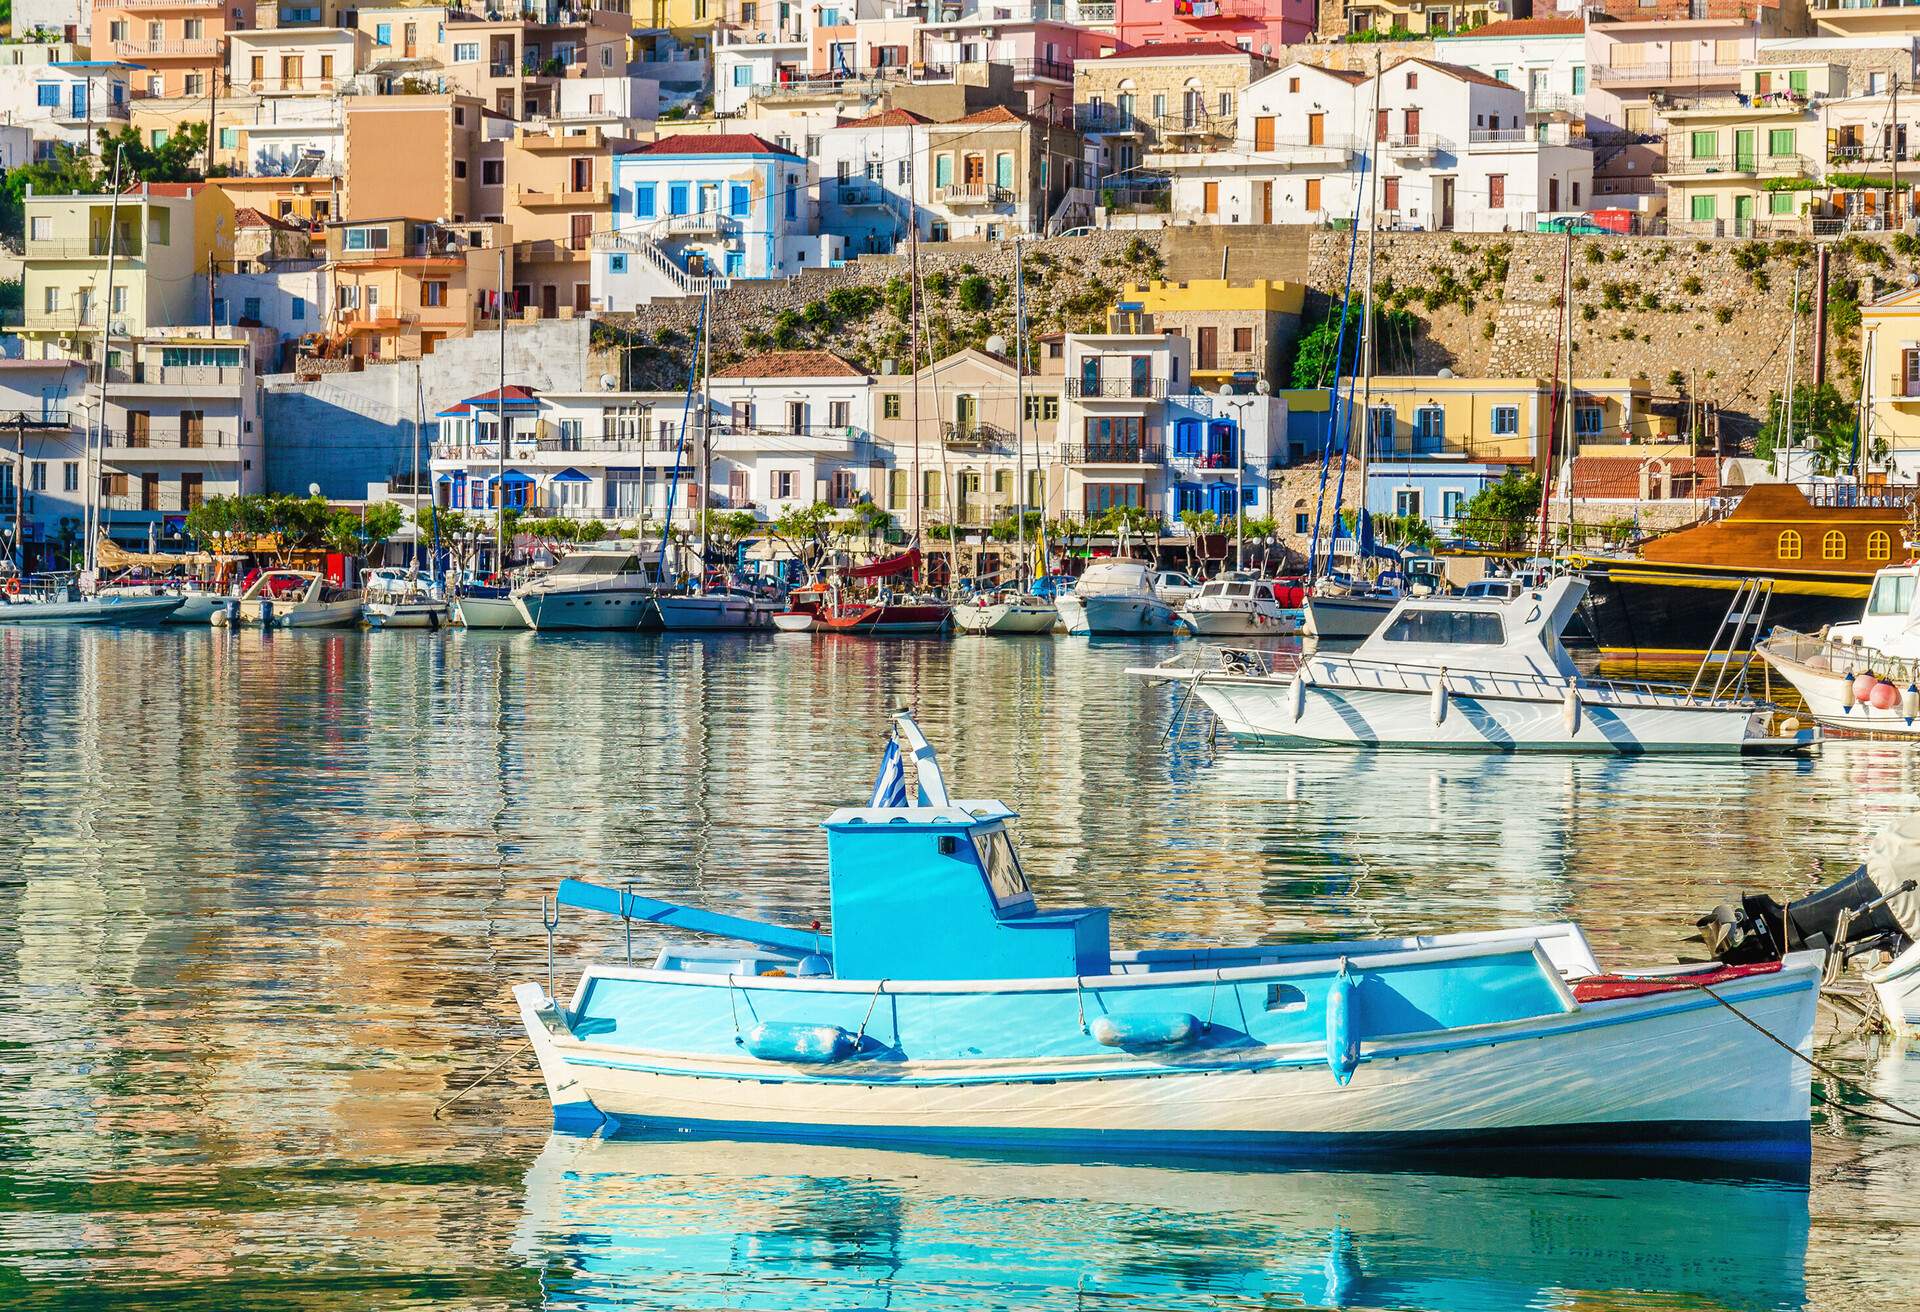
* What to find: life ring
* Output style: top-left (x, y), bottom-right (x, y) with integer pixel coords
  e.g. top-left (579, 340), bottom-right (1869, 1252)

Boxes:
top-left (3, 579), bottom-right (17, 597)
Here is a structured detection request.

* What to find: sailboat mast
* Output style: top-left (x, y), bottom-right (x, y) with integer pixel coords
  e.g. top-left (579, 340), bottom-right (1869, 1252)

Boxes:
top-left (908, 203), bottom-right (923, 561)
top-left (495, 246), bottom-right (506, 573)
top-left (698, 279), bottom-right (713, 594)
top-left (412, 359), bottom-right (424, 575)
top-left (1784, 264), bottom-right (1801, 467)
top-left (1356, 53), bottom-right (1383, 574)
top-left (87, 144), bottom-right (125, 577)
top-left (1014, 236), bottom-right (1027, 588)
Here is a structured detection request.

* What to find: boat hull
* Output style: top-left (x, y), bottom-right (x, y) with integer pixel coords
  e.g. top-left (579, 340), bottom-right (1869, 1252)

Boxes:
top-left (1060, 592), bottom-right (1176, 636)
top-left (655, 595), bottom-right (773, 631)
top-left (1579, 562), bottom-right (1864, 673)
top-left (516, 589), bottom-right (654, 631)
top-left (0, 594), bottom-right (185, 626)
top-left (1187, 671), bottom-right (1780, 753)
top-left (514, 961), bottom-right (1817, 1158)
top-left (453, 595), bottom-right (528, 629)
top-left (1303, 594), bottom-right (1395, 640)
top-left (164, 594), bottom-right (226, 625)
top-left (819, 603), bottom-right (951, 635)
top-left (366, 601), bottom-right (452, 630)
top-left (771, 611), bottom-right (816, 633)
top-left (952, 601), bottom-right (1060, 634)
top-left (1180, 603), bottom-right (1299, 636)
top-left (1758, 635), bottom-right (1920, 736)
top-left (1868, 941), bottom-right (1920, 1035)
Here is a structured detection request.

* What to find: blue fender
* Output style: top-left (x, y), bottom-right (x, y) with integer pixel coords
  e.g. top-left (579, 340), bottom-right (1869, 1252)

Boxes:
top-left (741, 1021), bottom-right (858, 1064)
top-left (1326, 961), bottom-right (1360, 1085)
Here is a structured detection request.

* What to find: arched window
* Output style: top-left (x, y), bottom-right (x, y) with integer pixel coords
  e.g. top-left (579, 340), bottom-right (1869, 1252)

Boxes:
top-left (1823, 530), bottom-right (1847, 561)
top-left (1869, 530), bottom-right (1892, 561)
top-left (1777, 529), bottom-right (1802, 561)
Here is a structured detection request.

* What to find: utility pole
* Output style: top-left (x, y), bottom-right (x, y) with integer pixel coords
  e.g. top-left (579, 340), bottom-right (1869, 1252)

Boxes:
top-left (1894, 77), bottom-right (1902, 229)
top-left (206, 38), bottom-right (221, 179)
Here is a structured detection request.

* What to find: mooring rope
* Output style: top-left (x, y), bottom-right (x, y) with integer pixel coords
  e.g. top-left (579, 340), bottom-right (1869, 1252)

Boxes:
top-left (432, 1040), bottom-right (532, 1119)
top-left (1694, 982), bottom-right (1920, 1130)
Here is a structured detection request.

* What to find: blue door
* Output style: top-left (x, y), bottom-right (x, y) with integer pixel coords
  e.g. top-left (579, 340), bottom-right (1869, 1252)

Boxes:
top-left (69, 84), bottom-right (87, 118)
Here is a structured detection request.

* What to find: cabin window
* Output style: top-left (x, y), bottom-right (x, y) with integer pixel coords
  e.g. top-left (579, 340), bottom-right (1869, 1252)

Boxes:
top-left (1776, 529), bottom-right (1802, 561)
top-left (1265, 983), bottom-right (1306, 1012)
top-left (1868, 530), bottom-right (1892, 561)
top-left (1867, 572), bottom-right (1916, 616)
top-left (1381, 609), bottom-right (1505, 646)
top-left (1822, 530), bottom-right (1847, 561)
top-left (971, 828), bottom-right (1032, 909)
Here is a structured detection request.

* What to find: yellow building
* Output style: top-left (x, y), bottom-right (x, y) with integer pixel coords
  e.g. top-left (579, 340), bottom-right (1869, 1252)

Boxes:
top-left (323, 217), bottom-right (511, 362)
top-left (1657, 64), bottom-right (1843, 237)
top-left (1861, 286), bottom-right (1920, 461)
top-left (1343, 0), bottom-right (1505, 37)
top-left (20, 183), bottom-right (237, 361)
top-left (1114, 278), bottom-right (1305, 391)
top-left (645, 0), bottom-right (719, 43)
top-left (501, 123), bottom-right (635, 318)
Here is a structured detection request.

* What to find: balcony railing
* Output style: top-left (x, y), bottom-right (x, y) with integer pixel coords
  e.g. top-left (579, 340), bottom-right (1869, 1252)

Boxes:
top-left (1663, 151), bottom-right (1814, 177)
top-left (1067, 376), bottom-right (1167, 400)
top-left (106, 365), bottom-right (248, 388)
top-left (101, 428), bottom-right (245, 452)
top-left (1382, 132), bottom-right (1442, 156)
top-left (515, 183), bottom-right (609, 207)
top-left (1075, 106), bottom-right (1139, 134)
top-left (942, 420), bottom-right (1011, 447)
top-left (1595, 60), bottom-right (1744, 85)
top-left (657, 212), bottom-right (742, 236)
top-left (1062, 442), bottom-right (1164, 463)
top-left (26, 236), bottom-right (142, 259)
top-left (938, 182), bottom-right (1014, 206)
top-left (108, 37), bottom-right (223, 57)
top-left (1076, 0), bottom-right (1115, 18)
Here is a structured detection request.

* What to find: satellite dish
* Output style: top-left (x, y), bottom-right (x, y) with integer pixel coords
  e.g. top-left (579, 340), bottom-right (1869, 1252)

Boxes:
top-left (110, 320), bottom-right (127, 335)
top-left (1437, 367), bottom-right (1455, 379)
top-left (985, 334), bottom-right (1008, 355)
top-left (308, 482), bottom-right (321, 497)
top-left (1216, 382), bottom-right (1235, 397)
top-left (599, 373), bottom-right (617, 389)
top-left (1256, 380), bottom-right (1271, 395)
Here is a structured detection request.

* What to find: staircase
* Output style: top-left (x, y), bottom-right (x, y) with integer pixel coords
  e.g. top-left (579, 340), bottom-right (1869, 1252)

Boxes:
top-left (595, 230), bottom-right (731, 304)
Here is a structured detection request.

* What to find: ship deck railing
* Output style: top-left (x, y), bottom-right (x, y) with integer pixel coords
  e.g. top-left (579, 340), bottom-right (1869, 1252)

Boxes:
top-left (1764, 626), bottom-right (1920, 683)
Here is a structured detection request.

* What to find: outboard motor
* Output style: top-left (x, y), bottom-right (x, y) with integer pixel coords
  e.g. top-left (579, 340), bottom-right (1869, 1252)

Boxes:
top-left (1701, 817), bottom-right (1920, 968)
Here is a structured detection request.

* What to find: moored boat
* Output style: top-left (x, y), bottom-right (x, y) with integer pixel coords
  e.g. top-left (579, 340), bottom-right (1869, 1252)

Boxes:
top-left (362, 567), bottom-right (451, 630)
top-left (0, 579), bottom-right (184, 626)
top-left (513, 551), bottom-right (658, 631)
top-left (656, 587), bottom-right (778, 632)
top-left (1133, 575), bottom-right (1812, 754)
top-left (817, 597), bottom-right (951, 635)
top-left (951, 589), bottom-right (1059, 635)
top-left (1179, 576), bottom-right (1299, 637)
top-left (210, 570), bottom-right (362, 628)
top-left (1758, 561), bottom-right (1920, 735)
top-left (1056, 560), bottom-right (1177, 636)
top-left (514, 712), bottom-right (1821, 1158)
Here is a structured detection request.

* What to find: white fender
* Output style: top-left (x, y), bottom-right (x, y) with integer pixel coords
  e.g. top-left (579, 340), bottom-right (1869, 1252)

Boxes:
top-left (1842, 669), bottom-right (1855, 714)
top-left (1905, 683), bottom-right (1919, 724)
top-left (1563, 684), bottom-right (1582, 736)
top-left (1429, 669), bottom-right (1448, 726)
top-left (1289, 671), bottom-right (1307, 723)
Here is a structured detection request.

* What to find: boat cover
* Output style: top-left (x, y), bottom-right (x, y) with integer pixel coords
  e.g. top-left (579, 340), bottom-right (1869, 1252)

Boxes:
top-left (848, 548), bottom-right (919, 580)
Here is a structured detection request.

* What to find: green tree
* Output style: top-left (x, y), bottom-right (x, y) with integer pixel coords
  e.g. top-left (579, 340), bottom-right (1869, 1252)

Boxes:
top-left (1, 123), bottom-right (213, 244)
top-left (1757, 383), bottom-right (1856, 475)
top-left (184, 494), bottom-right (244, 554)
top-left (839, 499), bottom-right (894, 551)
top-left (1372, 511), bottom-right (1436, 551)
top-left (1091, 504), bottom-right (1161, 537)
top-left (1453, 472), bottom-right (1542, 552)
top-left (766, 500), bottom-right (835, 578)
top-left (689, 509), bottom-right (759, 571)
top-left (1288, 303), bottom-right (1420, 390)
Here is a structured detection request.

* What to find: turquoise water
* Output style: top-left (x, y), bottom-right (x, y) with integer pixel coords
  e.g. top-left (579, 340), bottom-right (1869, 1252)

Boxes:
top-left (0, 626), bottom-right (1916, 1311)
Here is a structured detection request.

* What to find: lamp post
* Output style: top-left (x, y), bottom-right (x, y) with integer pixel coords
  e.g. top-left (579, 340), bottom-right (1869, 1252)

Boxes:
top-left (1216, 384), bottom-right (1253, 571)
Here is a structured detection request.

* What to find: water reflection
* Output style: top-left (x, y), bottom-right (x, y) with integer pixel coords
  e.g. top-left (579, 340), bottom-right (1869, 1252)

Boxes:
top-left (515, 1136), bottom-right (1810, 1312)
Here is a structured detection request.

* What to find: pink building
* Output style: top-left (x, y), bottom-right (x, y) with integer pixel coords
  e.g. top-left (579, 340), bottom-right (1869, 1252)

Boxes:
top-left (1113, 0), bottom-right (1317, 58)
top-left (916, 19), bottom-right (1121, 116)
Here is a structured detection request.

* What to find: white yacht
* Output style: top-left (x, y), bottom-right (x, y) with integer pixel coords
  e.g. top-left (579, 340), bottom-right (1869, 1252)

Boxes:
top-left (1056, 560), bottom-right (1177, 636)
top-left (513, 551), bottom-right (658, 631)
top-left (363, 568), bottom-right (452, 630)
top-left (952, 588), bottom-right (1060, 635)
top-left (1302, 577), bottom-right (1400, 639)
top-left (1760, 562), bottom-right (1920, 735)
top-left (211, 570), bottom-right (363, 628)
top-left (0, 578), bottom-right (184, 625)
top-left (1178, 576), bottom-right (1298, 637)
top-left (655, 587), bottom-right (778, 632)
top-left (1133, 576), bottom-right (1810, 754)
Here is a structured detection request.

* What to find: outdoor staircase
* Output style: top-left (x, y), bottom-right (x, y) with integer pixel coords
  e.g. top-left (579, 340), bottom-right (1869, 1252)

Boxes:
top-left (596, 230), bottom-right (731, 304)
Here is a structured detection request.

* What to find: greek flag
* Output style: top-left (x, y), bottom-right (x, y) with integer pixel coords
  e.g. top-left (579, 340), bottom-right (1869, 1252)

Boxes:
top-left (868, 738), bottom-right (908, 808)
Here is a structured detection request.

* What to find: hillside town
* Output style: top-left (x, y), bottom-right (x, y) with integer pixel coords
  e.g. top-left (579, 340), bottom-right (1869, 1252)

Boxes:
top-left (3, 0), bottom-right (1920, 576)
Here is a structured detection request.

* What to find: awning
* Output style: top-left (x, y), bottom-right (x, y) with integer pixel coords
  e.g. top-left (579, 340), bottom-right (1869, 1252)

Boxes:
top-left (847, 547), bottom-right (919, 580)
top-left (550, 468), bottom-right (591, 483)
top-left (487, 469), bottom-right (535, 486)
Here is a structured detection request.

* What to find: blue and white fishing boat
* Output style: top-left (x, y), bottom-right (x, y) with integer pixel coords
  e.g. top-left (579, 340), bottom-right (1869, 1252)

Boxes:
top-left (515, 712), bottom-right (1821, 1159)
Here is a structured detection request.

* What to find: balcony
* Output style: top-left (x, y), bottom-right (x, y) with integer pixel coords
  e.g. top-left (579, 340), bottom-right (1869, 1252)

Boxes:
top-left (942, 420), bottom-right (1011, 448)
top-left (657, 212), bottom-right (742, 237)
top-left (20, 309), bottom-right (98, 332)
top-left (1661, 151), bottom-right (1814, 178)
top-left (27, 235), bottom-right (142, 260)
top-left (1005, 56), bottom-right (1074, 83)
top-left (1889, 372), bottom-right (1920, 402)
top-left (1181, 0), bottom-right (1264, 18)
top-left (1062, 442), bottom-right (1164, 464)
top-left (1068, 376), bottom-right (1168, 400)
top-left (515, 183), bottom-right (609, 207)
top-left (1154, 111), bottom-right (1231, 147)
top-left (1076, 1), bottom-right (1115, 19)
top-left (102, 428), bottom-right (246, 458)
top-left (106, 364), bottom-right (249, 392)
top-left (108, 37), bottom-right (223, 57)
top-left (1075, 105), bottom-right (1140, 134)
top-left (1594, 60), bottom-right (1744, 87)
top-left (834, 179), bottom-right (894, 208)
top-left (50, 99), bottom-right (131, 126)
top-left (937, 182), bottom-right (1014, 208)
top-left (117, 0), bottom-right (221, 6)
top-left (1382, 133), bottom-right (1442, 160)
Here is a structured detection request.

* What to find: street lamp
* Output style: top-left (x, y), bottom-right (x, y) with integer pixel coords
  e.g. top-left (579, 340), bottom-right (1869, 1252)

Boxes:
top-left (1216, 383), bottom-right (1256, 571)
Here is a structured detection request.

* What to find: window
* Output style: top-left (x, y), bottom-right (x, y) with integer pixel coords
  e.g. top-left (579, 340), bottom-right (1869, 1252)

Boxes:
top-left (28, 216), bottom-right (49, 242)
top-left (453, 41), bottom-right (478, 62)
top-left (151, 130), bottom-right (168, 148)
top-left (241, 296), bottom-right (261, 321)
top-left (1232, 327), bottom-right (1252, 353)
top-left (1571, 66), bottom-right (1586, 95)
top-left (608, 253), bottom-right (627, 274)
top-left (935, 153), bottom-right (953, 188)
top-left (1442, 490), bottom-right (1464, 523)
top-left (1172, 418), bottom-right (1202, 457)
top-left (219, 127), bottom-right (237, 149)
top-left (376, 22), bottom-right (391, 45)
top-left (890, 469), bottom-right (908, 508)
top-left (995, 151), bottom-right (1013, 190)
top-left (423, 281), bottom-right (447, 307)
top-left (1691, 130), bottom-right (1718, 160)
top-left (1574, 405), bottom-right (1603, 436)
top-left (1491, 405), bottom-right (1519, 435)
top-left (785, 181), bottom-right (797, 221)
top-left (1768, 128), bottom-right (1794, 157)
top-left (1295, 512), bottom-right (1311, 533)
top-left (63, 462), bottom-right (78, 493)
top-left (453, 160), bottom-right (467, 179)
top-left (344, 226), bottom-right (390, 251)
top-left (633, 182), bottom-right (657, 217)
top-left (35, 83), bottom-right (58, 107)
top-left (1868, 530), bottom-right (1892, 561)
top-left (481, 160), bottom-right (503, 186)
top-left (1770, 192), bottom-right (1795, 216)
top-left (1023, 394), bottom-right (1059, 421)
top-left (1867, 570), bottom-right (1914, 614)
top-left (1691, 194), bottom-right (1717, 222)
top-left (1394, 489), bottom-right (1421, 519)
top-left (29, 462), bottom-right (45, 492)
top-left (775, 470), bottom-right (795, 499)
top-left (1382, 609), bottom-right (1505, 646)
top-left (1383, 177), bottom-right (1400, 210)
top-left (1823, 530), bottom-right (1847, 561)
top-left (1412, 405), bottom-right (1444, 442)
top-left (733, 64), bottom-right (752, 86)
top-left (1777, 529), bottom-right (1802, 561)
top-left (291, 296), bottom-right (306, 321)
top-left (669, 181), bottom-right (689, 215)
top-left (728, 183), bottom-right (749, 217)
top-left (972, 828), bottom-right (1031, 909)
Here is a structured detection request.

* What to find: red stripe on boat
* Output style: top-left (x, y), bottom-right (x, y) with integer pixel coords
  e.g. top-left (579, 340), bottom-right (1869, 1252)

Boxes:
top-left (1571, 961), bottom-right (1783, 1003)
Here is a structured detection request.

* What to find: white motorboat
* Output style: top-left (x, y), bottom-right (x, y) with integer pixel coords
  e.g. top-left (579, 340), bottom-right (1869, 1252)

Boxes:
top-left (1152, 570), bottom-right (1199, 607)
top-left (363, 567), bottom-right (452, 630)
top-left (0, 579), bottom-right (184, 625)
top-left (453, 587), bottom-right (528, 629)
top-left (952, 589), bottom-right (1060, 635)
top-left (1057, 560), bottom-right (1177, 636)
top-left (96, 576), bottom-right (229, 624)
top-left (1179, 576), bottom-right (1299, 637)
top-left (1132, 576), bottom-right (1813, 754)
top-left (655, 587), bottom-right (777, 632)
top-left (1758, 563), bottom-right (1920, 736)
top-left (1303, 579), bottom-right (1399, 640)
top-left (514, 550), bottom-right (658, 631)
top-left (210, 570), bottom-right (363, 628)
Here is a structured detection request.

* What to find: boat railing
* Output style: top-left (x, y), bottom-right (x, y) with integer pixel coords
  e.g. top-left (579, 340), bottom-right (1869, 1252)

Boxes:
top-left (1766, 626), bottom-right (1920, 683)
top-left (1296, 652), bottom-right (1754, 708)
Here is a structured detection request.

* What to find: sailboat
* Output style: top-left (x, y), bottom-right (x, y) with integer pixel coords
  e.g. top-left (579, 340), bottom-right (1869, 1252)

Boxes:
top-left (954, 241), bottom-right (1058, 636)
top-left (369, 363), bottom-right (451, 629)
top-left (655, 285), bottom-right (773, 633)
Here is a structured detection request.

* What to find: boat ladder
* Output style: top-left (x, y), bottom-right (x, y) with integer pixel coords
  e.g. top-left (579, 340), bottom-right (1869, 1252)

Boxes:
top-left (1687, 576), bottom-right (1775, 701)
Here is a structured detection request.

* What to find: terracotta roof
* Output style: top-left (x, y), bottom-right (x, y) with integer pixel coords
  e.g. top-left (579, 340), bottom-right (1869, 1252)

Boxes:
top-left (835, 108), bottom-right (929, 130)
top-left (711, 350), bottom-right (867, 380)
top-left (121, 181), bottom-right (202, 198)
top-left (944, 105), bottom-right (1027, 127)
top-left (1570, 454), bottom-right (1721, 500)
top-left (233, 206), bottom-right (304, 233)
top-left (1273, 61), bottom-right (1367, 86)
top-left (1443, 15), bottom-right (1584, 37)
top-left (437, 384), bottom-right (542, 418)
top-left (1103, 41), bottom-right (1262, 61)
top-left (635, 132), bottom-right (795, 156)
top-left (1390, 57), bottom-right (1521, 92)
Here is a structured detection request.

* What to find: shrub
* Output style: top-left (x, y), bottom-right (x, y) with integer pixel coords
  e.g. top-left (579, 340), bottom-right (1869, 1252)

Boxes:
top-left (1681, 274), bottom-right (1703, 295)
top-left (1584, 244), bottom-right (1605, 265)
top-left (1715, 306), bottom-right (1735, 324)
top-left (956, 274), bottom-right (994, 312)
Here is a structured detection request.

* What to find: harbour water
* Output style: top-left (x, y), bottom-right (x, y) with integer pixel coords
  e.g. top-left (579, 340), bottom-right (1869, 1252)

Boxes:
top-left (1, 626), bottom-right (1917, 1311)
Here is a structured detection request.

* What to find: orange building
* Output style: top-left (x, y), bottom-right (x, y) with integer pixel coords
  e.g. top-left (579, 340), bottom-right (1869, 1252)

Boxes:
top-left (95, 0), bottom-right (258, 99)
top-left (501, 123), bottom-right (636, 318)
top-left (324, 217), bottom-right (511, 362)
top-left (342, 93), bottom-right (502, 223)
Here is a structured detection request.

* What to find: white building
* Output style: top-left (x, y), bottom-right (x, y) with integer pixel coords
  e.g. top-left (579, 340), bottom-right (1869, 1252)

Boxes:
top-left (0, 58), bottom-right (133, 159)
top-left (0, 356), bottom-right (88, 572)
top-left (207, 262), bottom-right (329, 362)
top-left (1432, 16), bottom-right (1589, 119)
top-left (1060, 329), bottom-right (1194, 525)
top-left (817, 108), bottom-right (924, 256)
top-left (7, 2), bottom-right (88, 43)
top-left (235, 95), bottom-right (345, 178)
top-left (1156, 57), bottom-right (1592, 231)
top-left (706, 350), bottom-right (881, 520)
top-left (551, 73), bottom-right (660, 135)
top-left (229, 27), bottom-right (365, 97)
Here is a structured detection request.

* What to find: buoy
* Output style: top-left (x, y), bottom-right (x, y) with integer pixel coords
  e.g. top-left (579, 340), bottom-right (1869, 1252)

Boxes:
top-left (2, 578), bottom-right (17, 597)
top-left (1563, 684), bottom-right (1582, 736)
top-left (1430, 671), bottom-right (1448, 726)
top-left (1904, 683), bottom-right (1918, 723)
top-left (1871, 680), bottom-right (1901, 712)
top-left (1841, 669), bottom-right (1855, 713)
top-left (1855, 672), bottom-right (1879, 704)
top-left (1325, 960), bottom-right (1359, 1086)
